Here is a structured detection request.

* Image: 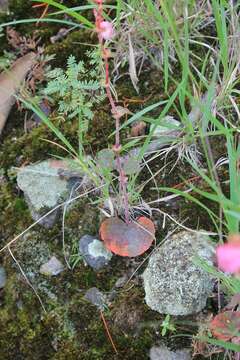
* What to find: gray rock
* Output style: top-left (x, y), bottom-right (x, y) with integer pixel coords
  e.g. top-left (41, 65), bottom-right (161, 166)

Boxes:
top-left (79, 235), bottom-right (112, 270)
top-left (84, 287), bottom-right (106, 310)
top-left (0, 267), bottom-right (6, 288)
top-left (150, 346), bottom-right (191, 360)
top-left (17, 160), bottom-right (81, 228)
top-left (143, 231), bottom-right (215, 316)
top-left (29, 208), bottom-right (60, 229)
top-left (40, 256), bottom-right (64, 276)
top-left (150, 116), bottom-right (181, 137)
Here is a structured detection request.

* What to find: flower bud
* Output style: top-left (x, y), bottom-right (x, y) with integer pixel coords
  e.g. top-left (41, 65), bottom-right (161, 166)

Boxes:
top-left (99, 21), bottom-right (114, 40)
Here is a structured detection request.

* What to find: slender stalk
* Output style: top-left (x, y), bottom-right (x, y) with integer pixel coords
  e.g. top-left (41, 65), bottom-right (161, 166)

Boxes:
top-left (100, 310), bottom-right (118, 354)
top-left (93, 0), bottom-right (130, 223)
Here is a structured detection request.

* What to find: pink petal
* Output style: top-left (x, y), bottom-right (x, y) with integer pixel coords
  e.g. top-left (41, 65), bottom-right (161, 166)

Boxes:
top-left (216, 243), bottom-right (240, 273)
top-left (99, 21), bottom-right (114, 40)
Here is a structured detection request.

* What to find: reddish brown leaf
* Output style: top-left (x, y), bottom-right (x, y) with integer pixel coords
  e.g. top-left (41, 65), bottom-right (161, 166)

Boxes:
top-left (210, 311), bottom-right (240, 341)
top-left (99, 216), bottom-right (155, 257)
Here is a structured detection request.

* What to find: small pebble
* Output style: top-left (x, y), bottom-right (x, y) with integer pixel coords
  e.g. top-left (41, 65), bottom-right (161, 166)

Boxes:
top-left (150, 346), bottom-right (191, 360)
top-left (0, 267), bottom-right (6, 288)
top-left (79, 235), bottom-right (112, 270)
top-left (114, 275), bottom-right (128, 288)
top-left (40, 256), bottom-right (64, 276)
top-left (84, 287), bottom-right (106, 310)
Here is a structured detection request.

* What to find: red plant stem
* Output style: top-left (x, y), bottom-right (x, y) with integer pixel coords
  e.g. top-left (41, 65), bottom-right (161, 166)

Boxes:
top-left (32, 2), bottom-right (49, 23)
top-left (94, 0), bottom-right (130, 223)
top-left (100, 310), bottom-right (118, 354)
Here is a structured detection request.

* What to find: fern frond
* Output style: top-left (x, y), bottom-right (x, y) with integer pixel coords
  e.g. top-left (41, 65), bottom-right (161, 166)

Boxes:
top-left (43, 52), bottom-right (106, 132)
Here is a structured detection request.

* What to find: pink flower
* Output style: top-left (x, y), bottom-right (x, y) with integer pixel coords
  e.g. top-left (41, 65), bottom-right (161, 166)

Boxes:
top-left (99, 21), bottom-right (114, 40)
top-left (216, 238), bottom-right (240, 273)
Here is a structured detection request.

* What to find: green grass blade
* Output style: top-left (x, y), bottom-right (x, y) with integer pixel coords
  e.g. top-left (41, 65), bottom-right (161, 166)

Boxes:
top-left (198, 337), bottom-right (240, 352)
top-left (31, 0), bottom-right (94, 28)
top-left (21, 98), bottom-right (78, 156)
top-left (117, 100), bottom-right (168, 132)
top-left (0, 18), bottom-right (81, 28)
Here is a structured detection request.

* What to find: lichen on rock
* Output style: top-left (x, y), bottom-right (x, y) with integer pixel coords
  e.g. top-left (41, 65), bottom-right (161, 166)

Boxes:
top-left (16, 159), bottom-right (84, 228)
top-left (79, 235), bottom-right (112, 270)
top-left (143, 231), bottom-right (215, 316)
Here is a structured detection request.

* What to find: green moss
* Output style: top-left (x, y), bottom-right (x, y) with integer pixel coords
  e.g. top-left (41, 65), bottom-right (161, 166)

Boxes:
top-left (0, 0), bottom-right (37, 38)
top-left (65, 198), bottom-right (99, 234)
top-left (0, 272), bottom-right (53, 359)
top-left (13, 197), bottom-right (28, 212)
top-left (8, 0), bottom-right (33, 19)
top-left (0, 111), bottom-right (84, 169)
top-left (0, 182), bottom-right (31, 241)
top-left (45, 29), bottom-right (94, 68)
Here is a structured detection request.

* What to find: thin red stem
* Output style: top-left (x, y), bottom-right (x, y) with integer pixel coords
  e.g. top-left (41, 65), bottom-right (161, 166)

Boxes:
top-left (94, 0), bottom-right (130, 223)
top-left (100, 310), bottom-right (118, 354)
top-left (32, 2), bottom-right (49, 21)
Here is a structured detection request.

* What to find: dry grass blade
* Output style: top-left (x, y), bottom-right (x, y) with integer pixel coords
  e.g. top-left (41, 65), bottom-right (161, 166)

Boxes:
top-left (8, 246), bottom-right (46, 312)
top-left (128, 33), bottom-right (139, 93)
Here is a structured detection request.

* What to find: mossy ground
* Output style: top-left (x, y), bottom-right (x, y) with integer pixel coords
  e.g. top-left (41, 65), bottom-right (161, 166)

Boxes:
top-left (0, 2), bottom-right (221, 359)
